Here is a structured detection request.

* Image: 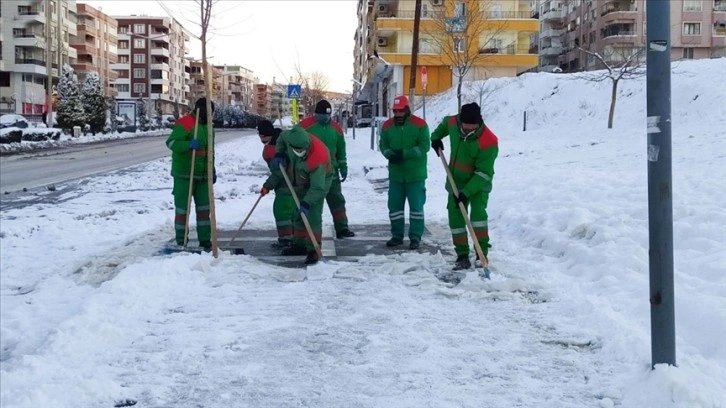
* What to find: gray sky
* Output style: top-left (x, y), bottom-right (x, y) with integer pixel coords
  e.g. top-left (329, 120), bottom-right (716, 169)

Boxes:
top-left (86, 0), bottom-right (358, 92)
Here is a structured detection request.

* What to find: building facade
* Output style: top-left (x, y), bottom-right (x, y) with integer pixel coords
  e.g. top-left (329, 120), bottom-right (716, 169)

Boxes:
top-left (71, 3), bottom-right (118, 98)
top-left (214, 64), bottom-right (255, 112)
top-left (253, 83), bottom-right (272, 117)
top-left (354, 0), bottom-right (539, 112)
top-left (539, 0), bottom-right (726, 73)
top-left (112, 15), bottom-right (190, 115)
top-left (0, 0), bottom-right (79, 116)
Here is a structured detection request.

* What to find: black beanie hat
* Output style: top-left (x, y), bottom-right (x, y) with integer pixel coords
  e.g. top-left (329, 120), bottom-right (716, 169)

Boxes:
top-left (257, 119), bottom-right (275, 136)
top-left (315, 100), bottom-right (332, 114)
top-left (460, 103), bottom-right (483, 125)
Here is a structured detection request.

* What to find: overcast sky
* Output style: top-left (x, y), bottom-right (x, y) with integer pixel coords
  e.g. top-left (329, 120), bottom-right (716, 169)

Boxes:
top-left (86, 0), bottom-right (358, 93)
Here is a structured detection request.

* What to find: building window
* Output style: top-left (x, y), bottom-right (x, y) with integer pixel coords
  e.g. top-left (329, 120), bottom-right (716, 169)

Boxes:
top-left (683, 47), bottom-right (694, 59)
top-left (119, 25), bottom-right (128, 34)
top-left (116, 84), bottom-right (129, 93)
top-left (119, 55), bottom-right (129, 63)
top-left (682, 1), bottom-right (702, 11)
top-left (133, 68), bottom-right (145, 78)
top-left (134, 39), bottom-right (145, 48)
top-left (683, 22), bottom-right (701, 35)
top-left (422, 3), bottom-right (428, 17)
top-left (133, 83), bottom-right (145, 94)
top-left (134, 53), bottom-right (145, 63)
top-left (134, 24), bottom-right (145, 34)
top-left (454, 2), bottom-right (466, 17)
top-left (454, 37), bottom-right (465, 53)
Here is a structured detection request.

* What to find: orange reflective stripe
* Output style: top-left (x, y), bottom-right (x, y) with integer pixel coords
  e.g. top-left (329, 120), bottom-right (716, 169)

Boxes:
top-left (451, 161), bottom-right (474, 172)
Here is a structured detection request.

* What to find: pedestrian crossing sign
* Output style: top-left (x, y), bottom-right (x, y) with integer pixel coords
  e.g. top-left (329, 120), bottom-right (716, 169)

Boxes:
top-left (287, 84), bottom-right (301, 99)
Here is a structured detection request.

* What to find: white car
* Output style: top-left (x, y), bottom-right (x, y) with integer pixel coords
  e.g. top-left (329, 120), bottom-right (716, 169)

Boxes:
top-left (0, 114), bottom-right (30, 129)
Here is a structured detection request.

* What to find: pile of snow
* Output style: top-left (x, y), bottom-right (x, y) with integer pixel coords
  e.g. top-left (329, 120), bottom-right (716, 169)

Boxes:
top-left (0, 128), bottom-right (169, 154)
top-left (0, 58), bottom-right (724, 407)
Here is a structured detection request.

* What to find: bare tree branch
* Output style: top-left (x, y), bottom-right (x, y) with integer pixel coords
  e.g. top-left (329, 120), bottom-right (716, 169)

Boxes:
top-left (423, 0), bottom-right (508, 110)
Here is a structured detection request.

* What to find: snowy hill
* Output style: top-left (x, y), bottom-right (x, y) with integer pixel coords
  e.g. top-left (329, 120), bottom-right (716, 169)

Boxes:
top-left (419, 57), bottom-right (726, 133)
top-left (0, 59), bottom-right (724, 407)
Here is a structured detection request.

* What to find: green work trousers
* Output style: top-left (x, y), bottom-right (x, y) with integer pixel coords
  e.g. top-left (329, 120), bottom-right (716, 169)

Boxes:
top-left (273, 191), bottom-right (296, 242)
top-left (173, 177), bottom-right (211, 245)
top-left (447, 192), bottom-right (490, 257)
top-left (326, 177), bottom-right (349, 234)
top-left (388, 180), bottom-right (426, 242)
top-left (291, 198), bottom-right (324, 252)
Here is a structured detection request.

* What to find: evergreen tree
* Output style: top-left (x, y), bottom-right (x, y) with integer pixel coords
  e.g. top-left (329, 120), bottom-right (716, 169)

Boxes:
top-left (56, 64), bottom-right (86, 132)
top-left (137, 99), bottom-right (150, 131)
top-left (153, 96), bottom-right (163, 129)
top-left (81, 72), bottom-right (106, 135)
top-left (108, 98), bottom-right (118, 133)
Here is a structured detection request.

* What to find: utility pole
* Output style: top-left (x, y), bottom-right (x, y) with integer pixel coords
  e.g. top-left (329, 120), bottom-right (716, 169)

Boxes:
top-left (646, 0), bottom-right (676, 369)
top-left (408, 0), bottom-right (422, 105)
top-left (57, 0), bottom-right (62, 75)
top-left (45, 0), bottom-right (53, 125)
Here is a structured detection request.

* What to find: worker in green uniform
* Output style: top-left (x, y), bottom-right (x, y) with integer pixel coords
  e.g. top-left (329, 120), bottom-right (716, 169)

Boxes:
top-left (270, 125), bottom-right (333, 265)
top-left (165, 97), bottom-right (216, 250)
top-left (430, 102), bottom-right (499, 270)
top-left (299, 100), bottom-right (355, 239)
top-left (257, 120), bottom-right (295, 248)
top-left (378, 95), bottom-right (430, 250)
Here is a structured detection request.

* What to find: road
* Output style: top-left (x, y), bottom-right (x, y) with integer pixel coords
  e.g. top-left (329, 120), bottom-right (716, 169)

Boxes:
top-left (0, 130), bottom-right (253, 194)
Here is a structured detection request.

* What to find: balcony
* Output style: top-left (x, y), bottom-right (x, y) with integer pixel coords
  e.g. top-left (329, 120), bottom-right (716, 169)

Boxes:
top-left (600, 1), bottom-right (637, 17)
top-left (110, 62), bottom-right (129, 70)
top-left (541, 45), bottom-right (563, 56)
top-left (13, 34), bottom-right (45, 49)
top-left (117, 47), bottom-right (130, 55)
top-left (542, 8), bottom-right (565, 21)
top-left (541, 28), bottom-right (565, 38)
top-left (151, 48), bottom-right (170, 58)
top-left (14, 11), bottom-right (45, 25)
top-left (13, 58), bottom-right (50, 75)
top-left (481, 10), bottom-right (533, 19)
top-left (72, 62), bottom-right (96, 72)
top-left (151, 63), bottom-right (170, 71)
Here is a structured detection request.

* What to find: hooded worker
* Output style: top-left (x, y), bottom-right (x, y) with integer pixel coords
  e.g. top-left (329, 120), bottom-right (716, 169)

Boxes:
top-left (273, 125), bottom-right (333, 265)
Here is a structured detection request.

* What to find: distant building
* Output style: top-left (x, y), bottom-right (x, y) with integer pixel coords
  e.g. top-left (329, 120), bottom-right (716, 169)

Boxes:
top-left (71, 3), bottom-right (119, 99)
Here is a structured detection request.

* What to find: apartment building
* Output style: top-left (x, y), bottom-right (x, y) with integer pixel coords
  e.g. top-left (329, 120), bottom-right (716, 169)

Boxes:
top-left (187, 60), bottom-right (223, 105)
top-left (254, 83), bottom-right (272, 117)
top-left (353, 0), bottom-right (539, 110)
top-left (0, 0), bottom-right (78, 116)
top-left (215, 64), bottom-right (255, 111)
top-left (539, 0), bottom-right (726, 73)
top-left (112, 15), bottom-right (190, 114)
top-left (70, 3), bottom-right (118, 98)
top-left (269, 80), bottom-right (293, 121)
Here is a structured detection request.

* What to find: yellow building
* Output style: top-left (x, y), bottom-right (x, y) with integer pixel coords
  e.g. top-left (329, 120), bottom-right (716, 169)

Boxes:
top-left (354, 0), bottom-right (538, 110)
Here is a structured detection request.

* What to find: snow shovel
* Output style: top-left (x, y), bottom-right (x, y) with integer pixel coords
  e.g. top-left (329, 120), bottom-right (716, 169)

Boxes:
top-left (437, 150), bottom-right (491, 280)
top-left (183, 110), bottom-right (201, 247)
top-left (224, 193), bottom-right (264, 255)
top-left (278, 163), bottom-right (324, 262)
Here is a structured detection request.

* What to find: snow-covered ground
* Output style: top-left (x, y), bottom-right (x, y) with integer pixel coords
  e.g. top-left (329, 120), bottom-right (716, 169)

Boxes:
top-left (1, 58), bottom-right (724, 407)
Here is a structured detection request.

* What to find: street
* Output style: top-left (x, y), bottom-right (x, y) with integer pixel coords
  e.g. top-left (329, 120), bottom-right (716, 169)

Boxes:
top-left (0, 130), bottom-right (253, 195)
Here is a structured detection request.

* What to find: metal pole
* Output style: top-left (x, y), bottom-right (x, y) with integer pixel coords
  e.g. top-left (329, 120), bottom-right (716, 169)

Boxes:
top-left (646, 0), bottom-right (675, 369)
top-left (422, 88), bottom-right (426, 121)
top-left (352, 89), bottom-right (357, 140)
top-left (45, 0), bottom-right (53, 123)
top-left (370, 83), bottom-right (376, 151)
top-left (408, 0), bottom-right (422, 106)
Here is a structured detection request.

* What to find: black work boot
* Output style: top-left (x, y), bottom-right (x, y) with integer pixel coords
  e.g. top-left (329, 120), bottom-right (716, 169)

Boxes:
top-left (453, 255), bottom-right (471, 271)
top-left (386, 237), bottom-right (403, 247)
top-left (271, 238), bottom-right (292, 249)
top-left (199, 241), bottom-right (212, 252)
top-left (304, 250), bottom-right (319, 265)
top-left (409, 240), bottom-right (420, 250)
top-left (336, 229), bottom-right (355, 238)
top-left (281, 245), bottom-right (307, 256)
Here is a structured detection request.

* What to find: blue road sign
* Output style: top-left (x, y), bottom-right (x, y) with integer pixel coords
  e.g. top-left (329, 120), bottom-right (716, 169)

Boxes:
top-left (287, 84), bottom-right (301, 99)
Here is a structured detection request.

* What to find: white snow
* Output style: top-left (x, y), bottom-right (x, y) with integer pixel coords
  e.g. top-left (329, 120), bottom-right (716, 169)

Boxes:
top-left (1, 58), bottom-right (725, 407)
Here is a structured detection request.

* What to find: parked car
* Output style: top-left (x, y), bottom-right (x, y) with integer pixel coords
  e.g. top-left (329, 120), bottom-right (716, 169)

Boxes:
top-left (0, 114), bottom-right (30, 129)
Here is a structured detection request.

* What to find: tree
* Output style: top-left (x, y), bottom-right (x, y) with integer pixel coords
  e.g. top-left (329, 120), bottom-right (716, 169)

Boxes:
top-left (108, 98), bottom-right (118, 133)
top-left (56, 64), bottom-right (86, 132)
top-left (424, 0), bottom-right (508, 110)
top-left (576, 46), bottom-right (646, 129)
top-left (292, 59), bottom-right (330, 115)
top-left (152, 96), bottom-right (163, 129)
top-left (81, 72), bottom-right (106, 135)
top-left (173, 99), bottom-right (181, 119)
top-left (136, 98), bottom-right (150, 131)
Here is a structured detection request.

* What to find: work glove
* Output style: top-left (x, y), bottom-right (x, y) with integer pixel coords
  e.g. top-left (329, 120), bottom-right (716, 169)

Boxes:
top-left (389, 149), bottom-right (404, 164)
top-left (188, 139), bottom-right (200, 150)
top-left (339, 166), bottom-right (348, 182)
top-left (260, 186), bottom-right (270, 196)
top-left (431, 139), bottom-right (444, 157)
top-left (271, 152), bottom-right (288, 169)
top-left (453, 192), bottom-right (468, 206)
top-left (298, 201), bottom-right (310, 216)
top-left (213, 167), bottom-right (217, 184)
